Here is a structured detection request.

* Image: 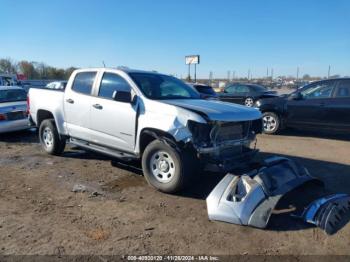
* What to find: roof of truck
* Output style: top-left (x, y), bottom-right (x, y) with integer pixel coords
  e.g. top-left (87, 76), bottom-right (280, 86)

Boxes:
top-left (74, 67), bottom-right (162, 75)
top-left (0, 86), bottom-right (24, 91)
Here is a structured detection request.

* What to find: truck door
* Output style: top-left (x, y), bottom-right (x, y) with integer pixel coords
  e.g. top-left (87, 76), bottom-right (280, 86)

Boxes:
top-left (89, 72), bottom-right (137, 153)
top-left (64, 71), bottom-right (97, 141)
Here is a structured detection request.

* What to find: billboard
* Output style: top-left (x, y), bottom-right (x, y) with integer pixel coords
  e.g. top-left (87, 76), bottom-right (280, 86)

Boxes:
top-left (185, 55), bottom-right (200, 65)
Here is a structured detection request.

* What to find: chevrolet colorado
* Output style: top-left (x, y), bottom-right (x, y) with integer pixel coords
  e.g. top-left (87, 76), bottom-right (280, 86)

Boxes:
top-left (28, 68), bottom-right (262, 193)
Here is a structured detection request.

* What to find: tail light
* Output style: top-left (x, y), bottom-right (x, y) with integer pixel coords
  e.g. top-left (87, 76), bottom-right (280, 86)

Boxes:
top-left (0, 114), bottom-right (6, 121)
top-left (26, 95), bottom-right (30, 115)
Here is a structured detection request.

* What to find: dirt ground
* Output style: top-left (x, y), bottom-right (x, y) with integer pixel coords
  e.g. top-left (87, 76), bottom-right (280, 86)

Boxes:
top-left (0, 129), bottom-right (350, 256)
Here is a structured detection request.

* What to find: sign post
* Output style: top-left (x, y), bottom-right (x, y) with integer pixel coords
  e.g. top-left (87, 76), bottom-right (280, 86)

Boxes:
top-left (185, 55), bottom-right (200, 82)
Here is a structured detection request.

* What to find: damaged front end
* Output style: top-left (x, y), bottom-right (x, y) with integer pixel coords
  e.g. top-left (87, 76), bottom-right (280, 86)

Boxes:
top-left (188, 119), bottom-right (262, 172)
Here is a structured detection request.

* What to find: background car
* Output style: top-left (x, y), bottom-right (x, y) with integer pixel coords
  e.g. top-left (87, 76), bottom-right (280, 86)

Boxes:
top-left (255, 78), bottom-right (350, 134)
top-left (188, 83), bottom-right (218, 99)
top-left (46, 81), bottom-right (67, 90)
top-left (218, 83), bottom-right (278, 106)
top-left (0, 86), bottom-right (29, 133)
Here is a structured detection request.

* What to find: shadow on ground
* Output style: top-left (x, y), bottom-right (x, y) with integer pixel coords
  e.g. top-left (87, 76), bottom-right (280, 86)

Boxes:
top-left (0, 129), bottom-right (38, 143)
top-left (277, 128), bottom-right (350, 142)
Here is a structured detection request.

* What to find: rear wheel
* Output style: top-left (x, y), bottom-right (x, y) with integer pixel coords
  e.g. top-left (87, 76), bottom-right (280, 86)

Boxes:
top-left (39, 119), bottom-right (66, 155)
top-left (262, 112), bottom-right (280, 134)
top-left (142, 139), bottom-right (195, 193)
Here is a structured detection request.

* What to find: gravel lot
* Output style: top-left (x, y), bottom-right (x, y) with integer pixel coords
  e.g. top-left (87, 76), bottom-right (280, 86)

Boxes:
top-left (0, 129), bottom-right (350, 256)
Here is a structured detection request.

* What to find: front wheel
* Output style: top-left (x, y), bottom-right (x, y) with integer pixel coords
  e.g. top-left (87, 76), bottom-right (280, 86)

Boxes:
top-left (262, 112), bottom-right (280, 134)
top-left (142, 139), bottom-right (195, 193)
top-left (39, 119), bottom-right (66, 155)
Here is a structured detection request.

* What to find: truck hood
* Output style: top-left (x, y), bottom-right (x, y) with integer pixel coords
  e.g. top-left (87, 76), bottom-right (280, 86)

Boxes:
top-left (161, 99), bottom-right (261, 122)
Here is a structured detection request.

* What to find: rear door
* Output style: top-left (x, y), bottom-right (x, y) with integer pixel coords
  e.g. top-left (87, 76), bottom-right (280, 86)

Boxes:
top-left (89, 71), bottom-right (137, 152)
top-left (325, 79), bottom-right (350, 131)
top-left (64, 71), bottom-right (97, 141)
top-left (286, 80), bottom-right (336, 128)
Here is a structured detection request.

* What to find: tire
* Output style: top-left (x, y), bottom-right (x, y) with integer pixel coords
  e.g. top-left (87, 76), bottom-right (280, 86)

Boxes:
top-left (262, 112), bottom-right (280, 134)
top-left (141, 139), bottom-right (195, 193)
top-left (244, 97), bottom-right (254, 107)
top-left (39, 119), bottom-right (66, 155)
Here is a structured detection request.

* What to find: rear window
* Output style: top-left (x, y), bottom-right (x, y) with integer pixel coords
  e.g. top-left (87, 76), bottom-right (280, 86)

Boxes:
top-left (0, 89), bottom-right (27, 103)
top-left (72, 72), bottom-right (96, 95)
top-left (194, 85), bottom-right (216, 95)
top-left (335, 80), bottom-right (350, 98)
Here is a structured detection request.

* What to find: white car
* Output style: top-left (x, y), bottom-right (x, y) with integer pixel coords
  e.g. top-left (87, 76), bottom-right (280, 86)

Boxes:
top-left (0, 86), bottom-right (29, 133)
top-left (46, 81), bottom-right (67, 90)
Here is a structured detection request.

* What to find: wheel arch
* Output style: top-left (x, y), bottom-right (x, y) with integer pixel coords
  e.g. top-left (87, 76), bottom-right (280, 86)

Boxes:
top-left (139, 128), bottom-right (179, 156)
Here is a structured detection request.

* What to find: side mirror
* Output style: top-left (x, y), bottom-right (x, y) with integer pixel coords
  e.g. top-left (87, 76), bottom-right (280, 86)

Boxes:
top-left (289, 92), bottom-right (302, 100)
top-left (112, 90), bottom-right (132, 103)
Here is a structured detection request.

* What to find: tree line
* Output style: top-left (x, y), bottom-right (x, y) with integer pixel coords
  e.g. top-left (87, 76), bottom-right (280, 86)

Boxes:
top-left (0, 57), bottom-right (77, 80)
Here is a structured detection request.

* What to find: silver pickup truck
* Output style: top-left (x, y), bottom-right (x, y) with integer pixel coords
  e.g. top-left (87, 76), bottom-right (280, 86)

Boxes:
top-left (29, 68), bottom-right (262, 193)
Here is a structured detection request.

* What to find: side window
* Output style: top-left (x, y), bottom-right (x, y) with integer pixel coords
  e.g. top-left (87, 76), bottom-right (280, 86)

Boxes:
top-left (301, 81), bottom-right (335, 99)
top-left (225, 85), bottom-right (237, 93)
top-left (98, 73), bottom-right (131, 99)
top-left (236, 85), bottom-right (249, 93)
top-left (72, 72), bottom-right (96, 95)
top-left (335, 80), bottom-right (350, 98)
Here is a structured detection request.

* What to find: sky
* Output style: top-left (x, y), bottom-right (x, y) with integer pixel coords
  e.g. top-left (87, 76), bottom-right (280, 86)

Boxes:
top-left (1, 0), bottom-right (350, 78)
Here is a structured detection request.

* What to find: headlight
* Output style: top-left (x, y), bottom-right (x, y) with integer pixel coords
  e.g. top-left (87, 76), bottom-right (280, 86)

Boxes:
top-left (254, 100), bottom-right (261, 107)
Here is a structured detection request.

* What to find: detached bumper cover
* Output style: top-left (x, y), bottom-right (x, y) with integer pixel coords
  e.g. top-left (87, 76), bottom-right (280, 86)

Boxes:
top-left (300, 194), bottom-right (350, 235)
top-left (206, 156), bottom-right (321, 228)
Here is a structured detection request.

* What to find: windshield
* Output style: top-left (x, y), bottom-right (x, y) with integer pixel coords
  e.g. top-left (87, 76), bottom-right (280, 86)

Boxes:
top-left (129, 73), bottom-right (200, 100)
top-left (0, 89), bottom-right (27, 103)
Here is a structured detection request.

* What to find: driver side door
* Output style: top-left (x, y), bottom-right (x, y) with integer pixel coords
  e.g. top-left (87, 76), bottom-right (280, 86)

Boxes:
top-left (89, 71), bottom-right (137, 153)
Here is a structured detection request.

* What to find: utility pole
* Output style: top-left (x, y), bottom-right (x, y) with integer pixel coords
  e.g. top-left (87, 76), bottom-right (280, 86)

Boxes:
top-left (227, 71), bottom-right (231, 82)
top-left (248, 69), bottom-right (251, 82)
top-left (296, 67), bottom-right (299, 81)
top-left (194, 64), bottom-right (197, 82)
top-left (232, 70), bottom-right (235, 80)
top-left (328, 65), bottom-right (331, 79)
top-left (209, 71), bottom-right (213, 85)
top-left (188, 64), bottom-right (191, 81)
top-left (271, 68), bottom-right (274, 79)
top-left (266, 67), bottom-right (269, 79)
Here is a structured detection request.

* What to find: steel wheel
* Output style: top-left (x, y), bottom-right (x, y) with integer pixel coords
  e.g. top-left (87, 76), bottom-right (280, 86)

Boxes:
top-left (263, 114), bottom-right (277, 132)
top-left (42, 127), bottom-right (54, 149)
top-left (245, 97), bottom-right (254, 107)
top-left (150, 151), bottom-right (176, 183)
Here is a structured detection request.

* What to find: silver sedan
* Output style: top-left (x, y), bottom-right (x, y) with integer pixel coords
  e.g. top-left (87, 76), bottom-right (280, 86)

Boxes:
top-left (0, 86), bottom-right (29, 133)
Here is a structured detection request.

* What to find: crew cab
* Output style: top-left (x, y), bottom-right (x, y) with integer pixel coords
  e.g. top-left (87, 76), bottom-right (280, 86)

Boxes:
top-left (255, 78), bottom-right (350, 134)
top-left (28, 68), bottom-right (262, 193)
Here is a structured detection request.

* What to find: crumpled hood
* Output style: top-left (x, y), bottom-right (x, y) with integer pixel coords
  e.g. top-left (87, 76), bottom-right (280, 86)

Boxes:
top-left (161, 99), bottom-right (261, 122)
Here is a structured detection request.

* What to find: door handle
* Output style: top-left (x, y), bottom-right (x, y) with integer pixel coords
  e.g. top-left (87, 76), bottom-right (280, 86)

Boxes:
top-left (66, 98), bottom-right (74, 104)
top-left (92, 104), bottom-right (103, 110)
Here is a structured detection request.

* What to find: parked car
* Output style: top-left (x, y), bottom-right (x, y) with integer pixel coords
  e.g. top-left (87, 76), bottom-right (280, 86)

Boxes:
top-left (0, 74), bottom-right (18, 86)
top-left (218, 83), bottom-right (278, 107)
top-left (255, 78), bottom-right (350, 134)
top-left (187, 83), bottom-right (218, 100)
top-left (46, 81), bottom-right (67, 90)
top-left (28, 68), bottom-right (262, 193)
top-left (0, 86), bottom-right (29, 133)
